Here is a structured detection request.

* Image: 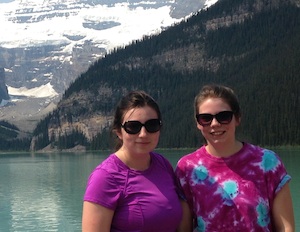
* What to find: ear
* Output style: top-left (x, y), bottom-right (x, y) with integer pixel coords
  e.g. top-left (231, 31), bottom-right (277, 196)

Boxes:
top-left (115, 129), bottom-right (123, 140)
top-left (196, 122), bottom-right (203, 131)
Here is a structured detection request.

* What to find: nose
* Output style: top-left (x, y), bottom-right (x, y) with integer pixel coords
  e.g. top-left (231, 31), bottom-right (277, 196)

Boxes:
top-left (210, 117), bottom-right (221, 126)
top-left (138, 126), bottom-right (148, 136)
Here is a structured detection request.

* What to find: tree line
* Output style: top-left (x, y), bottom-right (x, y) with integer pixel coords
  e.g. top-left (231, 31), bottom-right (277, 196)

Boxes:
top-left (1, 2), bottom-right (299, 151)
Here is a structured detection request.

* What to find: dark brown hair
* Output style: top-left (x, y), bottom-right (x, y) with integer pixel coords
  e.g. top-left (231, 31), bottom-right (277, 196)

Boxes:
top-left (112, 90), bottom-right (162, 151)
top-left (194, 84), bottom-right (241, 119)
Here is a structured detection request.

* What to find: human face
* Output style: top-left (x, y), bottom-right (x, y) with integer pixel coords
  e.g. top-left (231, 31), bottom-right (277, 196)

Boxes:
top-left (117, 106), bottom-right (160, 156)
top-left (197, 98), bottom-right (239, 147)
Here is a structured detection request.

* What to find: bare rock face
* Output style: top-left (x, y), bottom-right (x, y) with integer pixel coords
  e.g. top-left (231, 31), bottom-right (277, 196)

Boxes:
top-left (0, 68), bottom-right (9, 103)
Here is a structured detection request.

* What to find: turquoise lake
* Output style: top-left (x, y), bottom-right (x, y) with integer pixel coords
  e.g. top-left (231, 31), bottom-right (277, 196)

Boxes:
top-left (0, 148), bottom-right (299, 231)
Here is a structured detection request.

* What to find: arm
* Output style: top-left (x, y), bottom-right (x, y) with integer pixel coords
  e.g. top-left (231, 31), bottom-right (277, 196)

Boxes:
top-left (82, 201), bottom-right (114, 232)
top-left (272, 183), bottom-right (295, 232)
top-left (176, 200), bottom-right (193, 232)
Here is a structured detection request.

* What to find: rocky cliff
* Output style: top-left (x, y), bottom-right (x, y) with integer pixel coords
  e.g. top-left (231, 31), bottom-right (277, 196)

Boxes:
top-left (31, 0), bottom-right (300, 151)
top-left (0, 68), bottom-right (9, 104)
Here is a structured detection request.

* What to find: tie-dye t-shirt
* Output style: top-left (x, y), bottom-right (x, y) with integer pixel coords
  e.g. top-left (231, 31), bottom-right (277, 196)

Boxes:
top-left (175, 143), bottom-right (291, 232)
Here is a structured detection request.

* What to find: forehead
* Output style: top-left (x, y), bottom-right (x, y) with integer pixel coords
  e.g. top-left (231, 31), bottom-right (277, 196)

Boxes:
top-left (123, 106), bottom-right (158, 121)
top-left (198, 98), bottom-right (231, 113)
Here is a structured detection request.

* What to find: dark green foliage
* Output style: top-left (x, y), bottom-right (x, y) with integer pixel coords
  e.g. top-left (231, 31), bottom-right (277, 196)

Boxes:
top-left (78, 4), bottom-right (300, 148)
top-left (0, 137), bottom-right (31, 151)
top-left (0, 120), bottom-right (19, 131)
top-left (56, 129), bottom-right (88, 149)
top-left (205, 4), bottom-right (300, 57)
top-left (89, 128), bottom-right (111, 151)
top-left (33, 113), bottom-right (51, 136)
top-left (0, 120), bottom-right (19, 140)
top-left (2, 1), bottom-right (299, 151)
top-left (0, 120), bottom-right (32, 151)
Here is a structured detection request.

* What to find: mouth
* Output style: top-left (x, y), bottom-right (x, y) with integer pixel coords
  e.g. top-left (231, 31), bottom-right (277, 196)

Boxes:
top-left (136, 141), bottom-right (151, 145)
top-left (210, 131), bottom-right (225, 136)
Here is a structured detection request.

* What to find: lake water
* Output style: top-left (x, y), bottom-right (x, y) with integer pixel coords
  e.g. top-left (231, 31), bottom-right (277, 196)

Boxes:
top-left (0, 148), bottom-right (299, 231)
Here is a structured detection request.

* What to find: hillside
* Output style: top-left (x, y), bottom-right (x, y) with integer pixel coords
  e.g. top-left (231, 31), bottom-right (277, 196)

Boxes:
top-left (0, 0), bottom-right (209, 101)
top-left (18, 0), bottom-right (300, 150)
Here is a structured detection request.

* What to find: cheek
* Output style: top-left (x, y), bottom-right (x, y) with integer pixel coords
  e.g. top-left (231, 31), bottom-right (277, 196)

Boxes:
top-left (151, 131), bottom-right (160, 138)
top-left (151, 132), bottom-right (160, 144)
top-left (197, 123), bottom-right (207, 133)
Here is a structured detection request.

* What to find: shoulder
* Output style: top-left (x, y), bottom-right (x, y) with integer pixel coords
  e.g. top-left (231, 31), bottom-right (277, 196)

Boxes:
top-left (84, 155), bottom-right (128, 202)
top-left (88, 154), bottom-right (127, 185)
top-left (244, 143), bottom-right (265, 153)
top-left (84, 155), bottom-right (126, 209)
top-left (243, 143), bottom-right (284, 171)
top-left (175, 147), bottom-right (206, 178)
top-left (241, 143), bottom-right (272, 159)
top-left (91, 155), bottom-right (116, 174)
top-left (244, 143), bottom-right (277, 158)
top-left (177, 146), bottom-right (205, 166)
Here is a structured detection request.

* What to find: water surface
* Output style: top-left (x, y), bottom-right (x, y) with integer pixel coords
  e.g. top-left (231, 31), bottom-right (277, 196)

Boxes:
top-left (0, 148), bottom-right (299, 231)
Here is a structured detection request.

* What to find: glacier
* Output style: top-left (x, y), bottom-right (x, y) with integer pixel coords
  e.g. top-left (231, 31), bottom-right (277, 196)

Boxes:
top-left (0, 0), bottom-right (217, 131)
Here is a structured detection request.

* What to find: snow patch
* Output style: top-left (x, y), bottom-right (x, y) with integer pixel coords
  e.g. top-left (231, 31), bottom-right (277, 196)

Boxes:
top-left (7, 83), bottom-right (59, 98)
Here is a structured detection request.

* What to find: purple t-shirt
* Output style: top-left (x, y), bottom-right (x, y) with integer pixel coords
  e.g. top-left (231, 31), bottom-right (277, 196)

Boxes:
top-left (84, 152), bottom-right (182, 232)
top-left (175, 143), bottom-right (291, 232)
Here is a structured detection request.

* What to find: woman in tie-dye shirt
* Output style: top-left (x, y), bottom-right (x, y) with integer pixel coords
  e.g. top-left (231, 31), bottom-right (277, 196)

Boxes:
top-left (175, 84), bottom-right (295, 232)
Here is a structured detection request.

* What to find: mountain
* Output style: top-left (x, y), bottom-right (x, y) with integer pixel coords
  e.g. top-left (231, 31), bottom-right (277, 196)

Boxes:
top-left (27, 0), bottom-right (300, 151)
top-left (0, 68), bottom-right (9, 101)
top-left (0, 0), bottom-right (215, 131)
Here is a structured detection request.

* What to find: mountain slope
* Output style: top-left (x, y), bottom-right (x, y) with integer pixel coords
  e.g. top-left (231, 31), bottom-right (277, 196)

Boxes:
top-left (26, 0), bottom-right (300, 150)
top-left (0, 0), bottom-right (214, 134)
top-left (0, 0), bottom-right (211, 94)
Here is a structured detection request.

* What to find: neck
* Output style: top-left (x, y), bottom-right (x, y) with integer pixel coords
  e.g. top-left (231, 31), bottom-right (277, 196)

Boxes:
top-left (206, 140), bottom-right (243, 158)
top-left (115, 149), bottom-right (151, 171)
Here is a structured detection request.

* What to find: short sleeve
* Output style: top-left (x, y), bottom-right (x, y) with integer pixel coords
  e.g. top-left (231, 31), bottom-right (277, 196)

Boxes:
top-left (275, 174), bottom-right (291, 194)
top-left (83, 167), bottom-right (122, 210)
top-left (261, 149), bottom-right (291, 199)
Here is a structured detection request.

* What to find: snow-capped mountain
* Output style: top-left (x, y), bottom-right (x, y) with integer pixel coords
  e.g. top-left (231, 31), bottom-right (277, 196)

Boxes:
top-left (0, 0), bottom-right (217, 94)
top-left (0, 0), bottom-right (217, 131)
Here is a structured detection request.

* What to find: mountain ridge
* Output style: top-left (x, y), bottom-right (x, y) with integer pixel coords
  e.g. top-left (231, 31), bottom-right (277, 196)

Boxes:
top-left (1, 0), bottom-right (299, 150)
top-left (0, 0), bottom-right (213, 132)
top-left (0, 0), bottom-right (211, 93)
top-left (29, 0), bottom-right (300, 151)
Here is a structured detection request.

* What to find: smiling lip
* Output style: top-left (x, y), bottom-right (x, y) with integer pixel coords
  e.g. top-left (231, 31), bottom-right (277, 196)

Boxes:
top-left (211, 131), bottom-right (225, 136)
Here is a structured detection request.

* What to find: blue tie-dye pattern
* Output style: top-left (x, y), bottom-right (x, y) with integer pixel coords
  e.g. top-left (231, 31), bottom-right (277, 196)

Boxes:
top-left (196, 216), bottom-right (206, 232)
top-left (256, 202), bottom-right (270, 227)
top-left (207, 176), bottom-right (215, 184)
top-left (220, 180), bottom-right (238, 206)
top-left (176, 144), bottom-right (291, 231)
top-left (275, 174), bottom-right (291, 193)
top-left (261, 150), bottom-right (279, 172)
top-left (192, 165), bottom-right (208, 183)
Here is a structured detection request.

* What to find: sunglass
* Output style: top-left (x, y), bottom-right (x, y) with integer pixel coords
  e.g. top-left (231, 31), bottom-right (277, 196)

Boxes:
top-left (121, 119), bottom-right (162, 134)
top-left (196, 111), bottom-right (234, 126)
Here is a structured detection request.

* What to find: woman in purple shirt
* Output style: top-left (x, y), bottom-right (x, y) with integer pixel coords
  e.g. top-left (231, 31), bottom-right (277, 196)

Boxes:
top-left (82, 90), bottom-right (191, 232)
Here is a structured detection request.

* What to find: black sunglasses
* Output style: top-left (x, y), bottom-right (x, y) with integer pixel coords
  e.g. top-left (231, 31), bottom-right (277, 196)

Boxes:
top-left (196, 111), bottom-right (234, 126)
top-left (121, 119), bottom-right (162, 134)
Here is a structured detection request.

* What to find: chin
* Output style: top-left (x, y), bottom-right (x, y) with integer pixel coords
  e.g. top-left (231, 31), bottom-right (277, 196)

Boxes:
top-left (209, 138), bottom-right (227, 145)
